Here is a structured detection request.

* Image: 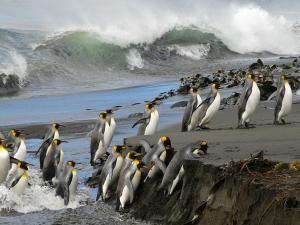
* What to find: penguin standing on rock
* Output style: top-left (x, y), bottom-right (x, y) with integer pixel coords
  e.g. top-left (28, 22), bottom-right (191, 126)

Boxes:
top-left (132, 102), bottom-right (159, 136)
top-left (55, 161), bottom-right (77, 205)
top-left (96, 145), bottom-right (126, 201)
top-left (274, 75), bottom-right (292, 125)
top-left (159, 140), bottom-right (208, 195)
top-left (116, 160), bottom-right (146, 210)
top-left (182, 87), bottom-right (202, 132)
top-left (143, 136), bottom-right (174, 182)
top-left (237, 74), bottom-right (261, 128)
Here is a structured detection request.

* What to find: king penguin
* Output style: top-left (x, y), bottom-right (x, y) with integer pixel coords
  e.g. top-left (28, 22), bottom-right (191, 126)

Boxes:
top-left (237, 74), bottom-right (260, 128)
top-left (9, 170), bottom-right (29, 195)
top-left (188, 83), bottom-right (221, 131)
top-left (37, 123), bottom-right (65, 169)
top-left (55, 161), bottom-right (77, 205)
top-left (274, 75), bottom-right (292, 125)
top-left (182, 87), bottom-right (201, 132)
top-left (144, 136), bottom-right (174, 182)
top-left (159, 140), bottom-right (208, 194)
top-left (116, 160), bottom-right (145, 210)
top-left (132, 102), bottom-right (159, 136)
top-left (0, 138), bottom-right (29, 184)
top-left (0, 138), bottom-right (11, 184)
top-left (96, 145), bottom-right (126, 201)
top-left (90, 112), bottom-right (107, 165)
top-left (103, 109), bottom-right (117, 149)
top-left (42, 139), bottom-right (66, 182)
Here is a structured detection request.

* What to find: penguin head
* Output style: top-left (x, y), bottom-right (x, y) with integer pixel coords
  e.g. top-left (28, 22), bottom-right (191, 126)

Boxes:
top-left (17, 161), bottom-right (29, 170)
top-left (113, 145), bottom-right (126, 153)
top-left (136, 161), bottom-right (146, 170)
top-left (161, 136), bottom-right (172, 150)
top-left (99, 112), bottom-right (107, 119)
top-left (106, 109), bottom-right (113, 115)
top-left (52, 123), bottom-right (65, 129)
top-left (212, 83), bottom-right (220, 90)
top-left (67, 161), bottom-right (76, 167)
top-left (247, 74), bottom-right (255, 80)
top-left (200, 141), bottom-right (208, 154)
top-left (145, 103), bottom-right (154, 110)
top-left (53, 139), bottom-right (67, 146)
top-left (280, 74), bottom-right (286, 80)
top-left (10, 129), bottom-right (21, 138)
top-left (189, 86), bottom-right (198, 95)
top-left (127, 151), bottom-right (142, 160)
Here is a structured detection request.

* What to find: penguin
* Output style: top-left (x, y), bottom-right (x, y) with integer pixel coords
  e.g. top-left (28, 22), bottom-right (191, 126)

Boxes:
top-left (159, 140), bottom-right (208, 194)
top-left (169, 141), bottom-right (208, 195)
top-left (52, 148), bottom-right (64, 186)
top-left (13, 134), bottom-right (27, 161)
top-left (144, 136), bottom-right (174, 182)
top-left (115, 151), bottom-right (142, 200)
top-left (191, 83), bottom-right (221, 130)
top-left (103, 109), bottom-right (116, 149)
top-left (5, 129), bottom-right (22, 153)
top-left (9, 170), bottom-right (29, 195)
top-left (6, 134), bottom-right (27, 185)
top-left (42, 139), bottom-right (66, 182)
top-left (36, 123), bottom-right (65, 169)
top-left (274, 75), bottom-right (292, 125)
top-left (116, 160), bottom-right (145, 210)
top-left (90, 112), bottom-right (107, 165)
top-left (0, 138), bottom-right (12, 183)
top-left (96, 145), bottom-right (126, 201)
top-left (0, 138), bottom-right (30, 184)
top-left (182, 87), bottom-right (201, 132)
top-left (55, 161), bottom-right (77, 205)
top-left (237, 74), bottom-right (260, 128)
top-left (132, 103), bottom-right (159, 136)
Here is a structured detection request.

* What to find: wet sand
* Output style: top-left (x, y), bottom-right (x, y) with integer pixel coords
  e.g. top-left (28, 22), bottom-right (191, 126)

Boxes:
top-left (126, 101), bottom-right (300, 165)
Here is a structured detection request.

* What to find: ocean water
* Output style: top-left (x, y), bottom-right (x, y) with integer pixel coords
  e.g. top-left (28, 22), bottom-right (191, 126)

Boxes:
top-left (0, 0), bottom-right (300, 224)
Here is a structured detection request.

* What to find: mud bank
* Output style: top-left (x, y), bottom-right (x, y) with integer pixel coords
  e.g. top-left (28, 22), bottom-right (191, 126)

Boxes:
top-left (129, 158), bottom-right (300, 225)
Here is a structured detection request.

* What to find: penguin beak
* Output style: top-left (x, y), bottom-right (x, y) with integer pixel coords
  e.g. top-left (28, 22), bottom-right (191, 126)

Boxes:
top-left (60, 140), bottom-right (68, 143)
top-left (58, 124), bottom-right (66, 128)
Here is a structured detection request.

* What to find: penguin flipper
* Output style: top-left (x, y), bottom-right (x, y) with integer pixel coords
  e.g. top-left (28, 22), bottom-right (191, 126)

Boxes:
top-left (238, 83), bottom-right (253, 123)
top-left (155, 159), bottom-right (167, 174)
top-left (132, 117), bottom-right (148, 128)
top-left (138, 139), bottom-right (152, 153)
top-left (125, 179), bottom-right (134, 203)
top-left (9, 175), bottom-right (22, 189)
top-left (64, 182), bottom-right (70, 206)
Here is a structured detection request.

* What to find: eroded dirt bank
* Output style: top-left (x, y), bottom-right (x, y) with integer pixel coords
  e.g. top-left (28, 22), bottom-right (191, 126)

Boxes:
top-left (130, 158), bottom-right (300, 225)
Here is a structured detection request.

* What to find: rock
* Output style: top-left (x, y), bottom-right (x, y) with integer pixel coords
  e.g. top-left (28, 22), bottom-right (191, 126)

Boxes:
top-left (170, 101), bottom-right (188, 109)
top-left (258, 82), bottom-right (277, 101)
top-left (249, 59), bottom-right (264, 70)
top-left (0, 73), bottom-right (21, 95)
top-left (221, 92), bottom-right (240, 105)
top-left (288, 76), bottom-right (300, 90)
top-left (129, 159), bottom-right (300, 225)
top-left (282, 64), bottom-right (292, 70)
top-left (128, 112), bottom-right (144, 119)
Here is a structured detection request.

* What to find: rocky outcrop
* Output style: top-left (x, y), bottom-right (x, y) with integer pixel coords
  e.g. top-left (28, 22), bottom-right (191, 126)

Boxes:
top-left (0, 73), bottom-right (21, 95)
top-left (130, 158), bottom-right (300, 225)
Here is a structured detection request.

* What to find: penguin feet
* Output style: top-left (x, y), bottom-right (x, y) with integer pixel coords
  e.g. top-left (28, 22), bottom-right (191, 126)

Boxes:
top-left (281, 118), bottom-right (286, 124)
top-left (245, 123), bottom-right (255, 128)
top-left (200, 125), bottom-right (210, 130)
